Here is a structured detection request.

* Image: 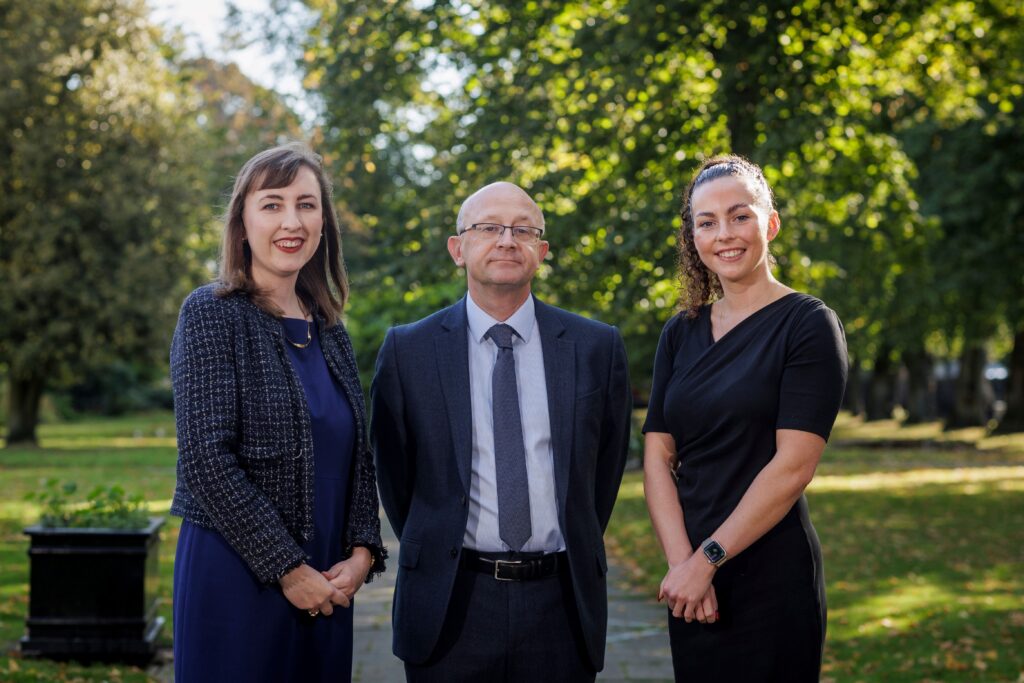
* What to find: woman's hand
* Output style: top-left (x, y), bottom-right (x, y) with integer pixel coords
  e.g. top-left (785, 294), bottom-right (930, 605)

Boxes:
top-left (321, 547), bottom-right (373, 605)
top-left (659, 553), bottom-right (719, 624)
top-left (279, 563), bottom-right (347, 614)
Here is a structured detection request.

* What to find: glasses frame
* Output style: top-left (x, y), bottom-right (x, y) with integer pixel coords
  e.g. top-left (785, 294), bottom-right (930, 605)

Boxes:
top-left (458, 222), bottom-right (545, 244)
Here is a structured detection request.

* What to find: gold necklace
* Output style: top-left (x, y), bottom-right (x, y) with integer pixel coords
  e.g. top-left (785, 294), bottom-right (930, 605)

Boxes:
top-left (285, 308), bottom-right (312, 349)
top-left (287, 320), bottom-right (312, 349)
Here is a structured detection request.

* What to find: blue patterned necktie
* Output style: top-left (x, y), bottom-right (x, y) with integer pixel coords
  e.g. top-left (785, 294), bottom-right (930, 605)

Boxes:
top-left (485, 323), bottom-right (532, 551)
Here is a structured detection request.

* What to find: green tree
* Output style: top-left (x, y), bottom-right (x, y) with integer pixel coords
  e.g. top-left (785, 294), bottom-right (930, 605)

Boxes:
top-left (185, 56), bottom-right (308, 212)
top-left (284, 0), bottom-right (1024, 435)
top-left (882, 0), bottom-right (1024, 428)
top-left (293, 0), bottom-right (944, 391)
top-left (0, 0), bottom-right (207, 445)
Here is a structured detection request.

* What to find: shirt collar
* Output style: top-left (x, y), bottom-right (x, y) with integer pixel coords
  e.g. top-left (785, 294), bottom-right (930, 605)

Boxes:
top-left (466, 292), bottom-right (535, 345)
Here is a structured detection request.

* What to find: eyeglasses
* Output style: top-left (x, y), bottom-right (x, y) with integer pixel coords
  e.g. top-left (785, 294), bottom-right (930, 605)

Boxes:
top-left (458, 223), bottom-right (545, 244)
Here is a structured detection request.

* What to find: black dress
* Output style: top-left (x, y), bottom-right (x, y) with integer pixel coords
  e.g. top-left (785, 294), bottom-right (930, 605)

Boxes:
top-left (643, 293), bottom-right (847, 682)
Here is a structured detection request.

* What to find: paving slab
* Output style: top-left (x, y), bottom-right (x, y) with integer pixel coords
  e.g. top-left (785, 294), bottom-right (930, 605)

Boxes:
top-left (148, 514), bottom-right (674, 682)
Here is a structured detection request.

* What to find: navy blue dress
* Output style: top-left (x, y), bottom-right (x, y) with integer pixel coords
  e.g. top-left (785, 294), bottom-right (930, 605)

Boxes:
top-left (173, 317), bottom-right (356, 682)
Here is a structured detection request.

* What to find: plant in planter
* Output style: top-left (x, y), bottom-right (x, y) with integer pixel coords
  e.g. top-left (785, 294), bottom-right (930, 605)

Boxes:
top-left (21, 479), bottom-right (165, 664)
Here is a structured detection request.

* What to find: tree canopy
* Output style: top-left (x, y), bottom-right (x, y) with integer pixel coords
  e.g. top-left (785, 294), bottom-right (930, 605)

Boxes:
top-left (294, 0), bottom-right (1021, 399)
top-left (0, 0), bottom-right (305, 444)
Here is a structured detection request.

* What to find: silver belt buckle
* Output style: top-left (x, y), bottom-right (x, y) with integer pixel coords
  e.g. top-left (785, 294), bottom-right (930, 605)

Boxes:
top-left (492, 559), bottom-right (521, 581)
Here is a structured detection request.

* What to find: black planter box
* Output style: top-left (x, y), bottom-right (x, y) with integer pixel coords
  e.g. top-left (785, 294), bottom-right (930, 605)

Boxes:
top-left (20, 517), bottom-right (165, 664)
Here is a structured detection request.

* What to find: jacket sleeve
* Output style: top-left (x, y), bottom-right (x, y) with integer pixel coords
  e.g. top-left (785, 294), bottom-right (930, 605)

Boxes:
top-left (344, 443), bottom-right (389, 581)
top-left (333, 325), bottom-right (388, 580)
top-left (594, 326), bottom-right (632, 531)
top-left (171, 291), bottom-right (307, 583)
top-left (370, 327), bottom-right (415, 539)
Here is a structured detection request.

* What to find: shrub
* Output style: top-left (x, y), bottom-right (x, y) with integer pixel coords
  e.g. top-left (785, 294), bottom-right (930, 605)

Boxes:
top-left (26, 479), bottom-right (150, 529)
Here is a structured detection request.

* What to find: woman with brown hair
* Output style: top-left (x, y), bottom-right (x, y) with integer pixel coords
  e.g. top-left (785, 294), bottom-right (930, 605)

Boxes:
top-left (643, 154), bottom-right (847, 681)
top-left (170, 142), bottom-right (385, 682)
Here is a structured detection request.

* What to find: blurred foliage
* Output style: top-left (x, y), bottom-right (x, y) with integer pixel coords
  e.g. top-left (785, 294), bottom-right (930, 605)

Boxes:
top-left (0, 0), bottom-right (207, 443)
top-left (0, 0), bottom-right (310, 444)
top-left (183, 56), bottom-right (309, 217)
top-left (25, 479), bottom-right (150, 530)
top-left (65, 360), bottom-right (173, 416)
top-left (289, 0), bottom-right (1022, 399)
top-left (2, 0), bottom-right (1022, 433)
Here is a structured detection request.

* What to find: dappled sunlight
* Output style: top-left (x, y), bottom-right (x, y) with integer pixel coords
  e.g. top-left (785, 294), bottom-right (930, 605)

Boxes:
top-left (830, 412), bottom-right (1024, 457)
top-left (812, 466), bottom-right (1024, 493)
top-left (610, 428), bottom-right (1024, 680)
top-left (1, 499), bottom-right (172, 523)
top-left (0, 582), bottom-right (29, 600)
top-left (831, 413), bottom-right (951, 441)
top-left (146, 499), bottom-right (173, 515)
top-left (828, 571), bottom-right (1020, 641)
top-left (39, 436), bottom-right (178, 450)
top-left (831, 576), bottom-right (959, 638)
top-left (0, 502), bottom-right (41, 526)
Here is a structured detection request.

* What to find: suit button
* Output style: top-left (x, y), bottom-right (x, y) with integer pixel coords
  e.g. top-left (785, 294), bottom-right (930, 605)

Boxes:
top-left (449, 547), bottom-right (458, 559)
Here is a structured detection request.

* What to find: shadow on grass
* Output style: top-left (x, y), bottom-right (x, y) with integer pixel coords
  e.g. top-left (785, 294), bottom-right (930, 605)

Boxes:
top-left (606, 455), bottom-right (1024, 683)
top-left (811, 484), bottom-right (1024, 682)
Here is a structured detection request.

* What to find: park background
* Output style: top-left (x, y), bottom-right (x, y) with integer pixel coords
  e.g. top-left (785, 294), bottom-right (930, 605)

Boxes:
top-left (0, 0), bottom-right (1022, 680)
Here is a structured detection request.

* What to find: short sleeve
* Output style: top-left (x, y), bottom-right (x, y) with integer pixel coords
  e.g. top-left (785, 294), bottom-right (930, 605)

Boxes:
top-left (642, 316), bottom-right (678, 434)
top-left (776, 304), bottom-right (848, 440)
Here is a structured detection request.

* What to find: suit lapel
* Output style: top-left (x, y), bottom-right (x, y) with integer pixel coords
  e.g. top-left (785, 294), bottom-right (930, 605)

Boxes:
top-left (535, 297), bottom-right (574, 518)
top-left (435, 298), bottom-right (473, 495)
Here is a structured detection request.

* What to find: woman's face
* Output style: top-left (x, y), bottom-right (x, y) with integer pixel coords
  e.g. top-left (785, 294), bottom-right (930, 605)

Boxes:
top-left (242, 166), bottom-right (324, 291)
top-left (690, 175), bottom-right (779, 287)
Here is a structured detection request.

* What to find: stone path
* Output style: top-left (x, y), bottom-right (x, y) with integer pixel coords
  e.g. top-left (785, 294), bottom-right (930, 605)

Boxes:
top-left (149, 517), bottom-right (674, 682)
top-left (350, 519), bottom-right (674, 683)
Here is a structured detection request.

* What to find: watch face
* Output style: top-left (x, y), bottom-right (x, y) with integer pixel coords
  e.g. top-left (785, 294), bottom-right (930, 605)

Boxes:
top-left (703, 540), bottom-right (726, 564)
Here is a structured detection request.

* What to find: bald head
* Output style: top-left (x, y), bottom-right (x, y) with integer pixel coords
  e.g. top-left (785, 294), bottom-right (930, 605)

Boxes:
top-left (456, 182), bottom-right (545, 233)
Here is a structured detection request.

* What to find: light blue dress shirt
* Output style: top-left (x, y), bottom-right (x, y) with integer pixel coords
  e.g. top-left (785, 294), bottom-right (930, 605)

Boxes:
top-left (463, 293), bottom-right (565, 553)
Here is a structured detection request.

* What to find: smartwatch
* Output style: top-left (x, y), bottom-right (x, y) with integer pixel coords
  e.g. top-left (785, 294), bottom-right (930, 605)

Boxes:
top-left (701, 538), bottom-right (728, 567)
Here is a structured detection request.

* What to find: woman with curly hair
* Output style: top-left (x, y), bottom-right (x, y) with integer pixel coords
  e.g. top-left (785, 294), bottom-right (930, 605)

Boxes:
top-left (643, 154), bottom-right (848, 681)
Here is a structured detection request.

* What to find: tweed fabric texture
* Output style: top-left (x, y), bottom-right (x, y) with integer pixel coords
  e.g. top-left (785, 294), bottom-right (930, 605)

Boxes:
top-left (170, 283), bottom-right (386, 584)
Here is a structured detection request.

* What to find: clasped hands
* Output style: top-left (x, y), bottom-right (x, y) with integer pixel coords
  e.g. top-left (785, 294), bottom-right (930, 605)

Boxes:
top-left (279, 549), bottom-right (374, 617)
top-left (658, 552), bottom-right (719, 624)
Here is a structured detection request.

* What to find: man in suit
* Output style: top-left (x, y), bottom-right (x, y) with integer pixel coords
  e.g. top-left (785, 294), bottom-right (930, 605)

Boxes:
top-left (371, 181), bottom-right (632, 682)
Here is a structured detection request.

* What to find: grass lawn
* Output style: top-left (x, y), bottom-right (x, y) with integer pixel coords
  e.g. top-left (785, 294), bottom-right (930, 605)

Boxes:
top-left (606, 413), bottom-right (1024, 682)
top-left (0, 413), bottom-right (179, 682)
top-left (2, 411), bottom-right (1022, 681)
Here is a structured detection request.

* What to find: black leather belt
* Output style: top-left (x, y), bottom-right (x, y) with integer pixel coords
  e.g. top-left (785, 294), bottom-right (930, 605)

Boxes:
top-left (461, 549), bottom-right (566, 581)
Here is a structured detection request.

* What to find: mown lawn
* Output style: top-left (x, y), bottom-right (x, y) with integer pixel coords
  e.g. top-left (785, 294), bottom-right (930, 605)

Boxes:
top-left (2, 412), bottom-right (1022, 681)
top-left (0, 413), bottom-right (179, 682)
top-left (606, 414), bottom-right (1024, 682)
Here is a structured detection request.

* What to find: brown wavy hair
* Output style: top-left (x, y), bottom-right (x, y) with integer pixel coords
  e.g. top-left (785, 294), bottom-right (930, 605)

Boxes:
top-left (677, 154), bottom-right (776, 318)
top-left (216, 142), bottom-right (348, 326)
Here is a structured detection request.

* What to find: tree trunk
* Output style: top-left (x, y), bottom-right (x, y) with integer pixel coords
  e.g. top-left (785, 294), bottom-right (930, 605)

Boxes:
top-left (842, 354), bottom-right (864, 416)
top-left (902, 347), bottom-right (936, 424)
top-left (5, 376), bottom-right (44, 447)
top-left (865, 348), bottom-right (896, 421)
top-left (994, 328), bottom-right (1024, 434)
top-left (944, 344), bottom-right (991, 430)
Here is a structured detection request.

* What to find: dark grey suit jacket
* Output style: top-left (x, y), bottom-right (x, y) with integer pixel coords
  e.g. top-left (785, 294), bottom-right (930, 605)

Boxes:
top-left (371, 295), bottom-right (631, 669)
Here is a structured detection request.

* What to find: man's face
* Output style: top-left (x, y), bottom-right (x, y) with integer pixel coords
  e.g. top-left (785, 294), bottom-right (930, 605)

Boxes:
top-left (447, 183), bottom-right (549, 294)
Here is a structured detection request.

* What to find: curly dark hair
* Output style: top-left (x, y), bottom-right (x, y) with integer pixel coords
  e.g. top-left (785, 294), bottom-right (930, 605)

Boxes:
top-left (677, 154), bottom-right (776, 318)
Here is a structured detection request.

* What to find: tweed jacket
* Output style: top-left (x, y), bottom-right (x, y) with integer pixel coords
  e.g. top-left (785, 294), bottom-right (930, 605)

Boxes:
top-left (170, 283), bottom-right (386, 584)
